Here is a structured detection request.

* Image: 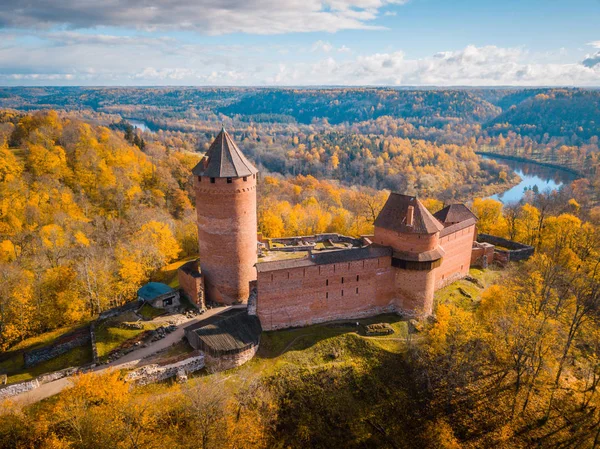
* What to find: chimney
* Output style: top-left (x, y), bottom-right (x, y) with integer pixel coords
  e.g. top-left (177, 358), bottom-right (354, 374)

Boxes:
top-left (406, 206), bottom-right (414, 226)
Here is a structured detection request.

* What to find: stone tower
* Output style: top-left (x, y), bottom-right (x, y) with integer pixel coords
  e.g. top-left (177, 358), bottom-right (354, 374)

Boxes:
top-left (191, 128), bottom-right (258, 305)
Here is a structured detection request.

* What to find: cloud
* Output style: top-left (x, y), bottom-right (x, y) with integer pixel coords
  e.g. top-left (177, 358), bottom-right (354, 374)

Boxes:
top-left (0, 0), bottom-right (406, 35)
top-left (311, 40), bottom-right (334, 53)
top-left (582, 51), bottom-right (600, 68)
top-left (0, 39), bottom-right (598, 86)
top-left (587, 41), bottom-right (600, 49)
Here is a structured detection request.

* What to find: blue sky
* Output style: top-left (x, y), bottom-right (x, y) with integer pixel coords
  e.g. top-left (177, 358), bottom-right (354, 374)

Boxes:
top-left (0, 0), bottom-right (599, 86)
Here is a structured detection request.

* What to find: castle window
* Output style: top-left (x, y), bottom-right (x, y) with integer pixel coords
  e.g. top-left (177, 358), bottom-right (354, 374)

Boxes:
top-left (326, 279), bottom-right (329, 286)
top-left (198, 176), bottom-right (201, 182)
top-left (227, 177), bottom-right (233, 184)
top-left (243, 176), bottom-right (248, 182)
top-left (210, 177), bottom-right (216, 184)
top-left (341, 277), bottom-right (344, 284)
top-left (326, 292), bottom-right (329, 299)
top-left (356, 275), bottom-right (359, 282)
top-left (356, 287), bottom-right (359, 294)
top-left (341, 290), bottom-right (344, 297)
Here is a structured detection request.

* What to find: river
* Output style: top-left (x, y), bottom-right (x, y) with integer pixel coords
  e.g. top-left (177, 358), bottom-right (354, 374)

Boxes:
top-left (481, 154), bottom-right (579, 204)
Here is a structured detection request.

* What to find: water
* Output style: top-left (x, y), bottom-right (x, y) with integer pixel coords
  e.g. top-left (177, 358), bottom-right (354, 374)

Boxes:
top-left (127, 119), bottom-right (150, 132)
top-left (481, 155), bottom-right (579, 204)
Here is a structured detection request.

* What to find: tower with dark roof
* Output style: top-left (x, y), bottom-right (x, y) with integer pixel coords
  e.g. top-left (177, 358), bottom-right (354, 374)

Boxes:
top-left (192, 128), bottom-right (258, 304)
top-left (374, 193), bottom-right (445, 317)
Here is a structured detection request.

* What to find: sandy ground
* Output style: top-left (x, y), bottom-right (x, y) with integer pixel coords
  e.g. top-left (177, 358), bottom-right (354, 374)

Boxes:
top-left (12, 305), bottom-right (246, 406)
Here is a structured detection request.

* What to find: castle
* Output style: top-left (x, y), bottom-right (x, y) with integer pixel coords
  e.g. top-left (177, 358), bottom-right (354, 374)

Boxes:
top-left (178, 128), bottom-right (492, 331)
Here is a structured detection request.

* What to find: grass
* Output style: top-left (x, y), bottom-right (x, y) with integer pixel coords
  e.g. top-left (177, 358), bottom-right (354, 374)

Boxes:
top-left (0, 345), bottom-right (93, 385)
top-left (0, 322), bottom-right (95, 385)
top-left (137, 303), bottom-right (166, 320)
top-left (434, 267), bottom-right (504, 312)
top-left (153, 256), bottom-right (197, 289)
top-left (94, 312), bottom-right (160, 360)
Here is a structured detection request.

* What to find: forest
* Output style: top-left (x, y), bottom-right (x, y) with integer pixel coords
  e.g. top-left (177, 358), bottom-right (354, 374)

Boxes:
top-left (0, 88), bottom-right (599, 448)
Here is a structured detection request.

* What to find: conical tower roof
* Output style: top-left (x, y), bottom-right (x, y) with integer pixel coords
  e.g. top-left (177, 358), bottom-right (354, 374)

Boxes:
top-left (192, 127), bottom-right (258, 178)
top-left (374, 193), bottom-right (444, 234)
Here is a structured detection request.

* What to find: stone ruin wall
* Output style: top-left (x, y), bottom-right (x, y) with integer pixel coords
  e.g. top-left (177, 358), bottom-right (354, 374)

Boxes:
top-left (257, 256), bottom-right (395, 331)
top-left (125, 352), bottom-right (205, 386)
top-left (204, 344), bottom-right (259, 373)
top-left (0, 367), bottom-right (79, 400)
top-left (23, 326), bottom-right (91, 368)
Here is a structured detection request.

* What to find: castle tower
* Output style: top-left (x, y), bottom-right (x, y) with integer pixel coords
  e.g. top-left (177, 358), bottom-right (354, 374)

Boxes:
top-left (191, 128), bottom-right (258, 305)
top-left (374, 194), bottom-right (444, 317)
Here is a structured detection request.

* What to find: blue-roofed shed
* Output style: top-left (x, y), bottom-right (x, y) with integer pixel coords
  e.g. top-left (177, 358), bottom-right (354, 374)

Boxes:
top-left (137, 282), bottom-right (181, 310)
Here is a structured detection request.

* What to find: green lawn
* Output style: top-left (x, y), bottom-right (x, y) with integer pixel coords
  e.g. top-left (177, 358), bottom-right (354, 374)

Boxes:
top-left (0, 345), bottom-right (93, 385)
top-left (154, 256), bottom-right (197, 288)
top-left (94, 312), bottom-right (159, 360)
top-left (137, 303), bottom-right (166, 320)
top-left (434, 267), bottom-right (503, 312)
top-left (0, 322), bottom-right (94, 385)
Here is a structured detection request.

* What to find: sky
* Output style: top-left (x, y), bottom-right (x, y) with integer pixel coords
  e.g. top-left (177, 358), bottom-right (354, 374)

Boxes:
top-left (0, 0), bottom-right (599, 86)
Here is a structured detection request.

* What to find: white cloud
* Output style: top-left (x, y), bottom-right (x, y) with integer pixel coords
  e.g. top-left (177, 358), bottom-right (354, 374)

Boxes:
top-left (587, 41), bottom-right (600, 49)
top-left (311, 40), bottom-right (334, 53)
top-left (0, 39), bottom-right (598, 86)
top-left (0, 0), bottom-right (407, 35)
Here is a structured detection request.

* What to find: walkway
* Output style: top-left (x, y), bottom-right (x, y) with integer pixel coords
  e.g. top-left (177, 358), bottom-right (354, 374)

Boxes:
top-left (13, 305), bottom-right (245, 406)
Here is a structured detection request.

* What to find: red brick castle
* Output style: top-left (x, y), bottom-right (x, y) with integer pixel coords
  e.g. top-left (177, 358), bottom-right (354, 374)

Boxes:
top-left (178, 129), bottom-right (487, 331)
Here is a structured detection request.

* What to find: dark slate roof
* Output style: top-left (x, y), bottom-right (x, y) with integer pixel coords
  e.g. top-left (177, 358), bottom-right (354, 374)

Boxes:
top-left (188, 309), bottom-right (261, 354)
top-left (434, 204), bottom-right (478, 225)
top-left (374, 193), bottom-right (444, 234)
top-left (256, 245), bottom-right (392, 273)
top-left (393, 247), bottom-right (445, 262)
top-left (192, 128), bottom-right (258, 178)
top-left (137, 282), bottom-right (175, 301)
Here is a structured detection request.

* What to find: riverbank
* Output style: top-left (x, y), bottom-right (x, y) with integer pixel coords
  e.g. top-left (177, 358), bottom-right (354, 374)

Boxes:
top-left (475, 151), bottom-right (584, 178)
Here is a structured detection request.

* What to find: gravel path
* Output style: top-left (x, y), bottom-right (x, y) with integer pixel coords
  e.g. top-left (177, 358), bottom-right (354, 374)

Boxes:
top-left (12, 305), bottom-right (245, 406)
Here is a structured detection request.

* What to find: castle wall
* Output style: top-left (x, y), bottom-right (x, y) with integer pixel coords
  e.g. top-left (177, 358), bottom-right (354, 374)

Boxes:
top-left (436, 224), bottom-right (476, 289)
top-left (256, 256), bottom-right (395, 331)
top-left (195, 174), bottom-right (257, 304)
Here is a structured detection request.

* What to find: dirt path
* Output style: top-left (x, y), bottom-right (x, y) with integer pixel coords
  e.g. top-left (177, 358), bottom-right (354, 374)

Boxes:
top-left (12, 305), bottom-right (245, 406)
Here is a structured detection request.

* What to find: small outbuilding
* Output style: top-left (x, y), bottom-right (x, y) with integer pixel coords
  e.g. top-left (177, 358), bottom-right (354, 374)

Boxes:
top-left (184, 309), bottom-right (261, 372)
top-left (137, 282), bottom-right (180, 310)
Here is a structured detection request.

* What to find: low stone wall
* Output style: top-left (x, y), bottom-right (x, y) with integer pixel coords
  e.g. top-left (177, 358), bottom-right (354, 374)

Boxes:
top-left (90, 322), bottom-right (99, 365)
top-left (477, 234), bottom-right (535, 264)
top-left (98, 300), bottom-right (139, 321)
top-left (24, 327), bottom-right (91, 368)
top-left (0, 366), bottom-right (79, 401)
top-left (125, 353), bottom-right (205, 386)
top-left (204, 344), bottom-right (259, 373)
top-left (0, 379), bottom-right (39, 400)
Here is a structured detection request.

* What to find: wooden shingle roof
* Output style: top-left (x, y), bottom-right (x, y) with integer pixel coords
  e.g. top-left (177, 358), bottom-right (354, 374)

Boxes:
top-left (374, 193), bottom-right (444, 234)
top-left (192, 127), bottom-right (258, 178)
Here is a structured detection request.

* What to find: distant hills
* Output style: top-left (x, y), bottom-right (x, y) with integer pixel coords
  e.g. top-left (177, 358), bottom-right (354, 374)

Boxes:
top-left (0, 86), bottom-right (599, 142)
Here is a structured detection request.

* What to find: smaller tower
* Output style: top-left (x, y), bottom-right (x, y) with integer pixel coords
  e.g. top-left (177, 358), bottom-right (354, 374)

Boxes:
top-left (374, 193), bottom-right (444, 316)
top-left (192, 128), bottom-right (258, 305)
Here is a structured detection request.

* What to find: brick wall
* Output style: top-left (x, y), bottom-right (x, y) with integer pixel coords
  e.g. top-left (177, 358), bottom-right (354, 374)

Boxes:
top-left (436, 224), bottom-right (477, 290)
top-left (374, 227), bottom-right (439, 253)
top-left (178, 260), bottom-right (205, 308)
top-left (195, 174), bottom-right (257, 305)
top-left (256, 256), bottom-right (395, 331)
